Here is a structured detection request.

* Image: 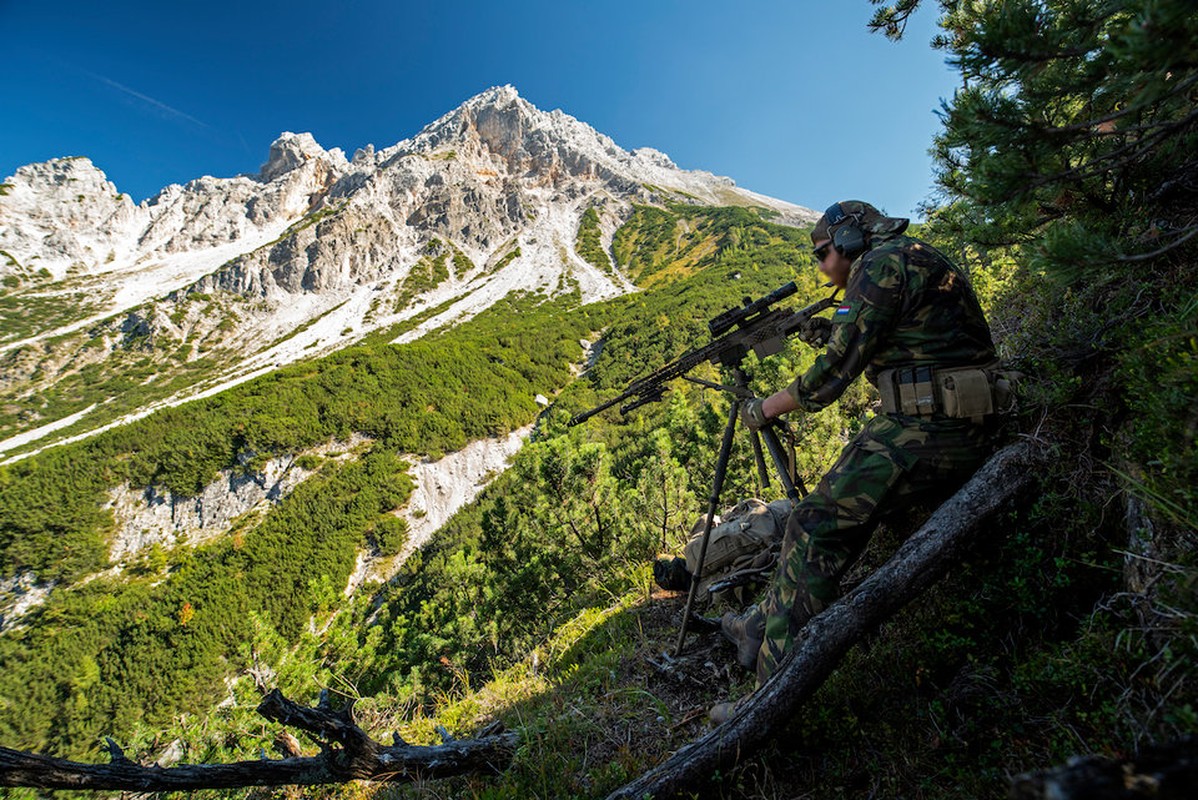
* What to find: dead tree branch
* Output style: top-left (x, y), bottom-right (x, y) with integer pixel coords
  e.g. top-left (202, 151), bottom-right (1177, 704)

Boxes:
top-left (608, 439), bottom-right (1047, 800)
top-left (0, 689), bottom-right (518, 791)
top-left (1009, 735), bottom-right (1198, 799)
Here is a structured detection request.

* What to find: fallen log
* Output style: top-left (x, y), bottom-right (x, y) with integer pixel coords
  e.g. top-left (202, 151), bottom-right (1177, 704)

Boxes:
top-left (608, 439), bottom-right (1046, 800)
top-left (0, 689), bottom-right (518, 791)
top-left (1010, 735), bottom-right (1198, 799)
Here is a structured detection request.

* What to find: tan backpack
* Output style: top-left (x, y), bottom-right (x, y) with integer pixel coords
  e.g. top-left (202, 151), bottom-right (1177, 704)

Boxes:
top-left (682, 498), bottom-right (790, 604)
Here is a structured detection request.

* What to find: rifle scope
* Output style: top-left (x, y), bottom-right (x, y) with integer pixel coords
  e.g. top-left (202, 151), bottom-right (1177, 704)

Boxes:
top-left (707, 282), bottom-right (798, 337)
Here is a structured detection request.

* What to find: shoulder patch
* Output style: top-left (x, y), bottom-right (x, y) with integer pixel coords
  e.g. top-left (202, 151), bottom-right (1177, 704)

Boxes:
top-left (832, 300), bottom-right (862, 323)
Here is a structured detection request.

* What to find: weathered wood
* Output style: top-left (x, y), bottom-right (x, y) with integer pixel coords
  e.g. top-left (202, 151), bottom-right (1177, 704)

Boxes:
top-left (0, 689), bottom-right (518, 791)
top-left (608, 440), bottom-right (1046, 800)
top-left (1010, 735), bottom-right (1198, 799)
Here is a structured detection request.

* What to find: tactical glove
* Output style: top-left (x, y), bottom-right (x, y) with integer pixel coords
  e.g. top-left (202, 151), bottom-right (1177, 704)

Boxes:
top-left (740, 397), bottom-right (769, 431)
top-left (798, 317), bottom-right (833, 348)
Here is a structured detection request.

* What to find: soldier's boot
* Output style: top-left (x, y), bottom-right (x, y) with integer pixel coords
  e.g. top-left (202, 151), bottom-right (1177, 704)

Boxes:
top-left (720, 607), bottom-right (765, 671)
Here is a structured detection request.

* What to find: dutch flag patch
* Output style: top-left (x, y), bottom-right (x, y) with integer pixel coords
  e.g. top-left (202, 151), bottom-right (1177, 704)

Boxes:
top-left (832, 300), bottom-right (861, 323)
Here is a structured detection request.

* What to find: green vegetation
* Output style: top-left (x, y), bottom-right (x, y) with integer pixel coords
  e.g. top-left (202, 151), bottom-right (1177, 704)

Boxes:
top-left (0, 288), bottom-right (104, 345)
top-left (611, 204), bottom-right (798, 286)
top-left (1, 290), bottom-right (599, 574)
top-left (1, 5), bottom-right (1194, 793)
top-left (450, 243), bottom-right (475, 279)
top-left (368, 295), bottom-right (459, 341)
top-left (0, 281), bottom-right (235, 419)
top-left (612, 204), bottom-right (678, 281)
top-left (0, 289), bottom-right (614, 759)
top-left (913, 0), bottom-right (1198, 548)
top-left (640, 182), bottom-right (700, 203)
top-left (0, 198), bottom-right (820, 764)
top-left (394, 242), bottom-right (451, 309)
top-left (489, 245), bottom-right (521, 274)
top-left (0, 292), bottom-right (251, 446)
top-left (575, 206), bottom-right (614, 275)
top-left (0, 448), bottom-right (413, 756)
top-left (263, 299), bottom-right (347, 351)
top-left (0, 347), bottom-right (231, 450)
top-left (0, 183), bottom-right (14, 196)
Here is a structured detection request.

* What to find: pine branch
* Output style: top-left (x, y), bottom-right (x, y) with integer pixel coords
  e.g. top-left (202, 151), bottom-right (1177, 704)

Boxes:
top-left (1117, 224), bottom-right (1198, 262)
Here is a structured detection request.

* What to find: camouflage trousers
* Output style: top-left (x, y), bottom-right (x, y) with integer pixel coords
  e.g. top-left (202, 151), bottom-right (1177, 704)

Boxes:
top-left (754, 413), bottom-right (994, 685)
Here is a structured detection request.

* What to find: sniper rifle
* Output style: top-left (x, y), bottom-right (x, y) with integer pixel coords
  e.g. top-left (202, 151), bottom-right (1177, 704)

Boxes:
top-left (569, 282), bottom-right (839, 426)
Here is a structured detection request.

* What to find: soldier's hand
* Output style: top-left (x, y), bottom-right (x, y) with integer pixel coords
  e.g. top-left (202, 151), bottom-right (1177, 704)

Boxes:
top-left (741, 397), bottom-right (770, 431)
top-left (798, 317), bottom-right (833, 348)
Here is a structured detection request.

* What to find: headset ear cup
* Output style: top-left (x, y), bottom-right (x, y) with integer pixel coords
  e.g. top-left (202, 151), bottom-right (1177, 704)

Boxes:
top-left (833, 222), bottom-right (865, 258)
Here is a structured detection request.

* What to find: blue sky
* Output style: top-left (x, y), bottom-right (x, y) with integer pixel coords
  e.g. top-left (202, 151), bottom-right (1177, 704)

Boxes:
top-left (1, 1), bottom-right (959, 218)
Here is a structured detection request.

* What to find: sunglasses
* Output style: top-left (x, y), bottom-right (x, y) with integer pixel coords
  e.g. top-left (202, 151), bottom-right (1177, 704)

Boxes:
top-left (813, 242), bottom-right (834, 261)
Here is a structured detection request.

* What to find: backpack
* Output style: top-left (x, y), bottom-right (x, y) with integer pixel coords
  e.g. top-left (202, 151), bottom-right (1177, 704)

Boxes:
top-left (655, 498), bottom-right (790, 606)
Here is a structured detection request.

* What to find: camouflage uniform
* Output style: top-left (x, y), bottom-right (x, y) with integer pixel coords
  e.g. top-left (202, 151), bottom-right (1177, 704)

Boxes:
top-left (753, 209), bottom-right (998, 685)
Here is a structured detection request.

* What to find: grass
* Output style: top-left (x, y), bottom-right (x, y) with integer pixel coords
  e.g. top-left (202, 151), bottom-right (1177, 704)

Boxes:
top-left (0, 353), bottom-right (233, 455)
top-left (372, 505), bottom-right (1192, 800)
top-left (451, 245), bottom-right (475, 279)
top-left (0, 288), bottom-right (271, 449)
top-left (116, 579), bottom-right (730, 800)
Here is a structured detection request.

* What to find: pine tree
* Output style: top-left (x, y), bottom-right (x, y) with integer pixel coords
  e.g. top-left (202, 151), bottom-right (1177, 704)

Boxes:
top-left (873, 0), bottom-right (1198, 274)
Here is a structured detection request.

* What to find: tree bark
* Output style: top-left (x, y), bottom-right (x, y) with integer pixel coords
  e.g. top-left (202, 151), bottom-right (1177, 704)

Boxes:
top-left (608, 439), bottom-right (1046, 800)
top-left (0, 689), bottom-right (518, 791)
top-left (1009, 735), bottom-right (1198, 799)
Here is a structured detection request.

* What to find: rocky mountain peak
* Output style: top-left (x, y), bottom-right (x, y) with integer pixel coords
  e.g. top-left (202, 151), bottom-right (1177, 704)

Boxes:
top-left (2, 157), bottom-right (129, 217)
top-left (630, 147), bottom-right (677, 171)
top-left (258, 132), bottom-right (344, 182)
top-left (0, 157), bottom-right (138, 279)
top-left (11, 156), bottom-right (117, 195)
top-left (404, 85), bottom-right (622, 184)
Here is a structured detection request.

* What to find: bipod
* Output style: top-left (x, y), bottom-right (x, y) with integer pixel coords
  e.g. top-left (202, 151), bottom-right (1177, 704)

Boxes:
top-left (672, 367), bottom-right (807, 657)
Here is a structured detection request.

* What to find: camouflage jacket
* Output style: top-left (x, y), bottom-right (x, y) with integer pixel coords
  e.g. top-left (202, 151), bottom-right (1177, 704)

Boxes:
top-left (787, 233), bottom-right (996, 412)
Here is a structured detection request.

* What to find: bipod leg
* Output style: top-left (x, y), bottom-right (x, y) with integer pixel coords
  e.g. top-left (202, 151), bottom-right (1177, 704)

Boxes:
top-left (760, 425), bottom-right (807, 501)
top-left (673, 395), bottom-right (740, 657)
top-left (749, 430), bottom-right (771, 490)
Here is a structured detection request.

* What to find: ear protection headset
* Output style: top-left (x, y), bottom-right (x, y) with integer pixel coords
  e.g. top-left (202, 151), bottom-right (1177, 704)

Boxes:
top-left (823, 202), bottom-right (868, 260)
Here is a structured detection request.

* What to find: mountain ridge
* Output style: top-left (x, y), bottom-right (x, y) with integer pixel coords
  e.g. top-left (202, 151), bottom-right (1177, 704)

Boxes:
top-left (0, 85), bottom-right (817, 459)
